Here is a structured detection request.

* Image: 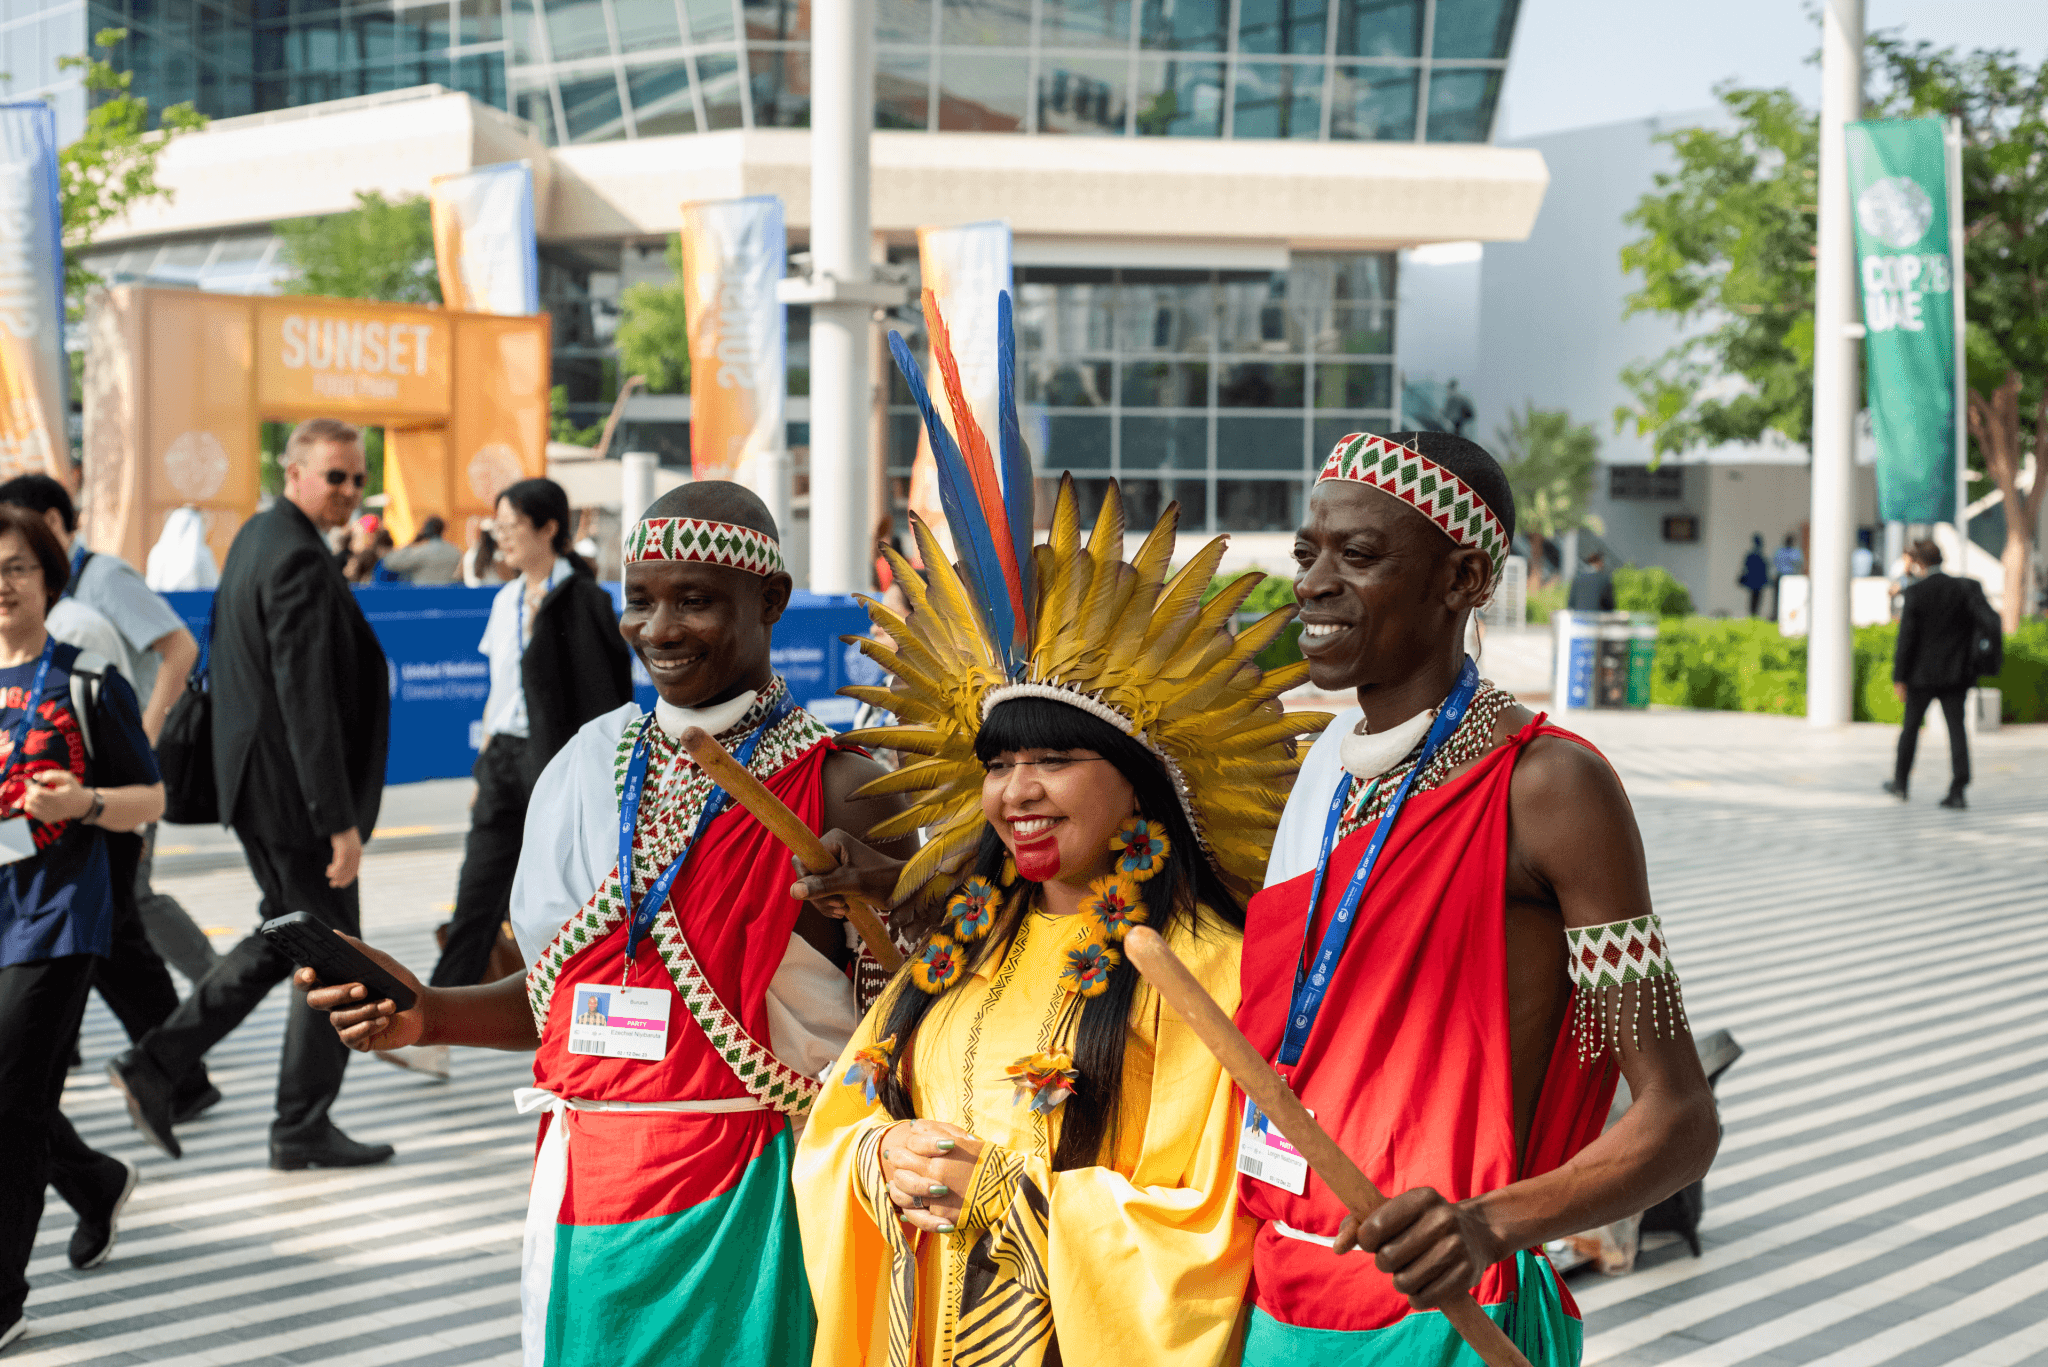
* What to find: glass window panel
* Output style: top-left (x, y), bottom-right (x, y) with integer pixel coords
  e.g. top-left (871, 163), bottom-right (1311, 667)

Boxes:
top-left (1037, 55), bottom-right (1126, 135)
top-left (1216, 272), bottom-right (1297, 352)
top-left (681, 0), bottom-right (731, 40)
top-left (1312, 301), bottom-right (1394, 354)
top-left (1218, 363), bottom-right (1304, 407)
top-left (1432, 0), bottom-right (1518, 59)
top-left (455, 51), bottom-right (506, 105)
top-left (1313, 416), bottom-right (1390, 460)
top-left (696, 47), bottom-right (743, 126)
top-left (740, 0), bottom-right (804, 39)
top-left (1040, 0), bottom-right (1131, 48)
top-left (1139, 0), bottom-right (1223, 51)
top-left (1134, 58), bottom-right (1221, 136)
top-left (542, 0), bottom-right (609, 60)
top-left (1118, 416), bottom-right (1207, 470)
top-left (1231, 61), bottom-right (1322, 139)
top-left (876, 51), bottom-right (930, 129)
top-left (255, 26), bottom-right (287, 72)
top-left (1424, 66), bottom-right (1501, 142)
top-left (1045, 415), bottom-right (1112, 470)
top-left (1216, 478), bottom-right (1302, 530)
top-left (877, 0), bottom-right (933, 44)
top-left (358, 10), bottom-right (396, 61)
top-left (750, 43), bottom-right (809, 125)
top-left (1120, 360), bottom-right (1208, 407)
top-left (1235, 0), bottom-right (1323, 55)
top-left (1330, 65), bottom-right (1415, 140)
top-left (886, 412), bottom-right (923, 474)
top-left (1063, 477), bottom-right (1114, 525)
top-left (1027, 360), bottom-right (1112, 408)
top-left (937, 51), bottom-right (1026, 132)
top-left (1334, 0), bottom-right (1419, 57)
top-left (942, 0), bottom-right (1030, 45)
top-left (1015, 273), bottom-right (1115, 354)
top-left (1120, 477), bottom-right (1206, 527)
top-left (560, 68), bottom-right (627, 139)
top-left (612, 0), bottom-right (678, 48)
top-left (1116, 273), bottom-right (1213, 354)
top-left (295, 16), bottom-right (340, 70)
top-left (508, 0), bottom-right (541, 59)
top-left (1216, 415), bottom-right (1305, 470)
top-left (626, 59), bottom-right (693, 133)
top-left (1312, 362), bottom-right (1392, 408)
top-left (460, 0), bottom-right (502, 43)
top-left (515, 82), bottom-right (558, 138)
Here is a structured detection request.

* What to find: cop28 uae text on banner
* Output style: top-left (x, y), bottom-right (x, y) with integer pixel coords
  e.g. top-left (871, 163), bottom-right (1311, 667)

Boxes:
top-left (0, 100), bottom-right (70, 480)
top-left (680, 196), bottom-right (786, 503)
top-left (428, 162), bottom-right (541, 316)
top-left (910, 221), bottom-right (1013, 560)
top-left (1846, 117), bottom-right (1959, 525)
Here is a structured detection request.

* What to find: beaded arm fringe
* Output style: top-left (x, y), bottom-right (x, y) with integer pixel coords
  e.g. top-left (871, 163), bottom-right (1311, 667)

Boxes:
top-left (1565, 913), bottom-right (1691, 1060)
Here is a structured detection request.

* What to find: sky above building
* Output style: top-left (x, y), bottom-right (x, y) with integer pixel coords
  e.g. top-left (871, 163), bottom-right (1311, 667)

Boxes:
top-left (1499, 0), bottom-right (2048, 141)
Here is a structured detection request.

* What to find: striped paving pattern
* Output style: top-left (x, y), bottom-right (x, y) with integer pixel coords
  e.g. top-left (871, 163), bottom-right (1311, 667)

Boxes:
top-left (17, 711), bottom-right (2048, 1364)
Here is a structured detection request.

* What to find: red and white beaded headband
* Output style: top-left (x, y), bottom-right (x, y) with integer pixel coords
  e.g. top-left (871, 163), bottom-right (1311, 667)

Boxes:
top-left (1316, 433), bottom-right (1509, 575)
top-left (624, 517), bottom-right (786, 576)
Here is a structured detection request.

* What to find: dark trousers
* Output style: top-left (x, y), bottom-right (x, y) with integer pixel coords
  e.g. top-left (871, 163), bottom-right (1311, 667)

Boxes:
top-left (89, 863), bottom-right (214, 1110)
top-left (430, 735), bottom-right (532, 989)
top-left (1747, 587), bottom-right (1764, 618)
top-left (134, 823), bottom-right (220, 984)
top-left (0, 954), bottom-right (104, 1323)
top-left (135, 828), bottom-right (360, 1144)
top-left (1896, 685), bottom-right (1971, 792)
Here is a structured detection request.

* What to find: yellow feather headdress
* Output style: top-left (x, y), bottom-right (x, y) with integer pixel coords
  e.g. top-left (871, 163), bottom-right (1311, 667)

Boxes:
top-left (844, 291), bottom-right (1329, 907)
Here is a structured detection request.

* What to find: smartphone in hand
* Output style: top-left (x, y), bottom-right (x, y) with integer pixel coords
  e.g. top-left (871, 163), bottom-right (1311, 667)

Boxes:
top-left (260, 912), bottom-right (418, 1013)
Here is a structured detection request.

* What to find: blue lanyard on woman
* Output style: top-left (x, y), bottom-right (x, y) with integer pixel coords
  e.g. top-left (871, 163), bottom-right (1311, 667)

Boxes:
top-left (519, 562), bottom-right (563, 652)
top-left (615, 693), bottom-right (796, 977)
top-left (1275, 655), bottom-right (1481, 1072)
top-left (0, 636), bottom-right (59, 790)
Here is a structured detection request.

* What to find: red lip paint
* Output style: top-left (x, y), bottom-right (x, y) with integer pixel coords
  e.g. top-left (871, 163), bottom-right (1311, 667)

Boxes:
top-left (1013, 835), bottom-right (1061, 882)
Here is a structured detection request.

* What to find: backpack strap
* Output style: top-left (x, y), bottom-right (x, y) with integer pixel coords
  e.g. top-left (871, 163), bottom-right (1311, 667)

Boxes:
top-left (66, 651), bottom-right (107, 766)
top-left (62, 548), bottom-right (93, 602)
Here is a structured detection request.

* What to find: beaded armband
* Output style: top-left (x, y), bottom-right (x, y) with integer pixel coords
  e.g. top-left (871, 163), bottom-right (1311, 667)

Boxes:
top-left (1564, 913), bottom-right (1689, 1060)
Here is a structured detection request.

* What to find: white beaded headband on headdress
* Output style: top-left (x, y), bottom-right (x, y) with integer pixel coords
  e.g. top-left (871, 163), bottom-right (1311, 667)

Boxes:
top-left (624, 517), bottom-right (786, 576)
top-left (1316, 432), bottom-right (1509, 575)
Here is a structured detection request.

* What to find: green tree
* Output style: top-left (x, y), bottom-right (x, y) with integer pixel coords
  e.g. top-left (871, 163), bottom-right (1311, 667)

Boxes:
top-left (274, 190), bottom-right (440, 303)
top-left (1495, 404), bottom-right (1605, 587)
top-left (550, 385), bottom-right (601, 446)
top-left (58, 28), bottom-right (207, 304)
top-left (614, 235), bottom-right (691, 394)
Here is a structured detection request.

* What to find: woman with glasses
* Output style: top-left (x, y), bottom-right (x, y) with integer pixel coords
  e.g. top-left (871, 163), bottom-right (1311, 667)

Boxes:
top-left (0, 505), bottom-right (167, 1347)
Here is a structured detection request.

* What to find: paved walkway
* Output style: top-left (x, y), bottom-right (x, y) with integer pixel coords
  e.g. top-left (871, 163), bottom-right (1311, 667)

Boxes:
top-left (18, 710), bottom-right (2048, 1365)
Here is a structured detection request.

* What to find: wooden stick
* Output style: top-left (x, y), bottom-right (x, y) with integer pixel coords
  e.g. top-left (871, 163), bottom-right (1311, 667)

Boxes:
top-left (679, 727), bottom-right (905, 972)
top-left (1122, 926), bottom-right (1532, 1367)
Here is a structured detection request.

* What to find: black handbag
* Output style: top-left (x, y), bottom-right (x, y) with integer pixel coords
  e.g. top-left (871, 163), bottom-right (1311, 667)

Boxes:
top-left (157, 612), bottom-right (217, 824)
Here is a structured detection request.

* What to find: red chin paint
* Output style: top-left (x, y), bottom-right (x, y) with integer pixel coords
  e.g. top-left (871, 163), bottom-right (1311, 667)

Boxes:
top-left (1013, 835), bottom-right (1062, 882)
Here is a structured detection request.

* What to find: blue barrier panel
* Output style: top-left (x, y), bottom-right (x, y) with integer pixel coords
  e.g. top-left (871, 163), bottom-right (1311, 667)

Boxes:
top-left (165, 584), bottom-right (877, 787)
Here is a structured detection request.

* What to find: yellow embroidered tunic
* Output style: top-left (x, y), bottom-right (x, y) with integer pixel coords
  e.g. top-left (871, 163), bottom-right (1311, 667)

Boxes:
top-left (795, 906), bottom-right (1252, 1367)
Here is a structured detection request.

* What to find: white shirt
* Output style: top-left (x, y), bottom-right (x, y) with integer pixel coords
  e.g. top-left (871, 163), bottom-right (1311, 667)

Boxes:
top-left (1265, 705), bottom-right (1362, 890)
top-left (479, 559), bottom-right (571, 740)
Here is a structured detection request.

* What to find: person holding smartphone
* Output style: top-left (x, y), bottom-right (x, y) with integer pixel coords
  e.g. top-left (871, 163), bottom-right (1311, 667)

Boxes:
top-left (0, 506), bottom-right (167, 1351)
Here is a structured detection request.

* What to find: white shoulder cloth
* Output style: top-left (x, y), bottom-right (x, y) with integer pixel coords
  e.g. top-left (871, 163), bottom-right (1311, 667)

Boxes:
top-left (1264, 705), bottom-right (1362, 890)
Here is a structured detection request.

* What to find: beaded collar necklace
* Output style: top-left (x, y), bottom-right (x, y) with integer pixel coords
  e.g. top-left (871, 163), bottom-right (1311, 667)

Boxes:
top-left (1338, 678), bottom-right (1516, 839)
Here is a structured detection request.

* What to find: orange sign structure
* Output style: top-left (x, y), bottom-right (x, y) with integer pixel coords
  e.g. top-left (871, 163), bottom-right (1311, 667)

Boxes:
top-left (81, 285), bottom-right (549, 570)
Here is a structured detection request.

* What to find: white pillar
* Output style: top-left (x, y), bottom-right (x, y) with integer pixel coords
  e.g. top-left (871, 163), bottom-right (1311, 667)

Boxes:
top-left (1807, 0), bottom-right (1862, 728)
top-left (806, 0), bottom-right (874, 595)
top-left (621, 450), bottom-right (658, 549)
top-left (1947, 116), bottom-right (1970, 562)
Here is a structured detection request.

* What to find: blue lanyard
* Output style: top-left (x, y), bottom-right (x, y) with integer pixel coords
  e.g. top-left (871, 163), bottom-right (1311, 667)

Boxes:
top-left (1276, 656), bottom-right (1480, 1071)
top-left (617, 693), bottom-right (795, 973)
top-left (1, 636), bottom-right (58, 792)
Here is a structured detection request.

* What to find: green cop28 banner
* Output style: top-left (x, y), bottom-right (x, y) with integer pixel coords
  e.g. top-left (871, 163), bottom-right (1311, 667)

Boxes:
top-left (1846, 117), bottom-right (1957, 524)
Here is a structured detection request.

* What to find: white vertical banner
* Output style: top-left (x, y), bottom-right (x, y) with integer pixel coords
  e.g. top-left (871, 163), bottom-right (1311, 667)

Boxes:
top-left (680, 195), bottom-right (788, 529)
top-left (910, 220), bottom-right (1012, 561)
top-left (429, 161), bottom-right (541, 315)
top-left (0, 99), bottom-right (70, 479)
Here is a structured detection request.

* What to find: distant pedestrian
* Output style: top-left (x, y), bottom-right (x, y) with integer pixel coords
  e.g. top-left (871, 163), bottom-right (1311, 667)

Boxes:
top-left (343, 515), bottom-right (395, 585)
top-left (1852, 529), bottom-right (1875, 579)
top-left (379, 479), bottom-right (631, 1080)
top-left (0, 504), bottom-right (167, 1340)
top-left (108, 417), bottom-right (394, 1170)
top-left (1567, 550), bottom-right (1616, 612)
top-left (1740, 534), bottom-right (1770, 617)
top-left (1883, 540), bottom-right (1996, 810)
top-left (380, 515), bottom-right (464, 585)
top-left (462, 527), bottom-right (510, 587)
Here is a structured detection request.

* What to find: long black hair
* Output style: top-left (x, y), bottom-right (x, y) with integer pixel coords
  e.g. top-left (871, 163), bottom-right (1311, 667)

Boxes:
top-left (497, 477), bottom-right (594, 578)
top-left (876, 696), bottom-right (1243, 1171)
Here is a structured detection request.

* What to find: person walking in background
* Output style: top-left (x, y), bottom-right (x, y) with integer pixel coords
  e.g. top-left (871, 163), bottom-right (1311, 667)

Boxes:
top-left (378, 478), bottom-right (631, 1080)
top-left (1884, 539), bottom-right (1993, 811)
top-left (1568, 548), bottom-right (1616, 611)
top-left (342, 515), bottom-right (396, 585)
top-left (107, 417), bottom-right (394, 1171)
top-left (1852, 529), bottom-right (1876, 579)
top-left (1741, 534), bottom-right (1770, 617)
top-left (1772, 533), bottom-right (1804, 618)
top-left (380, 515), bottom-right (464, 585)
top-left (0, 506), bottom-right (168, 1345)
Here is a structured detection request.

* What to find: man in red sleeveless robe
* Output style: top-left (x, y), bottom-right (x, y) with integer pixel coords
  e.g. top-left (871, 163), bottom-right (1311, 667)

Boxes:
top-left (1235, 433), bottom-right (1720, 1365)
top-left (303, 482), bottom-right (907, 1367)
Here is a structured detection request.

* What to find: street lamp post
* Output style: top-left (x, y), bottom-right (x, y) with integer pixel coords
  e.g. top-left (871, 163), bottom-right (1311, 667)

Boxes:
top-left (1807, 0), bottom-right (1862, 728)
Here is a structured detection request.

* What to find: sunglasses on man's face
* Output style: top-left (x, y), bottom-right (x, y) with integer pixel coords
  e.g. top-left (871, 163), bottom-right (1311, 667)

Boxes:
top-left (323, 469), bottom-right (368, 488)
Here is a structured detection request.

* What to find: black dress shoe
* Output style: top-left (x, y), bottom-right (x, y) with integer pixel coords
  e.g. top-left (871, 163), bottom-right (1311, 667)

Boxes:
top-left (1881, 779), bottom-right (1908, 800)
top-left (1940, 789), bottom-right (1968, 809)
top-left (171, 1084), bottom-right (224, 1126)
top-left (68, 1157), bottom-right (138, 1270)
top-left (269, 1127), bottom-right (395, 1171)
top-left (105, 1052), bottom-right (181, 1159)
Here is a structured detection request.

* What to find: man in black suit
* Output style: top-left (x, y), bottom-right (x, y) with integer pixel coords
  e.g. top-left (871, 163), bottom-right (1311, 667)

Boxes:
top-left (1883, 539), bottom-right (1989, 810)
top-left (108, 418), bottom-right (394, 1169)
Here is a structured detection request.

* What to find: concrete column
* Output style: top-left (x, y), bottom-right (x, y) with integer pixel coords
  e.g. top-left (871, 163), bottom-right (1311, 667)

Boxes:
top-left (807, 0), bottom-right (875, 594)
top-left (1807, 0), bottom-right (1862, 727)
top-left (621, 450), bottom-right (658, 554)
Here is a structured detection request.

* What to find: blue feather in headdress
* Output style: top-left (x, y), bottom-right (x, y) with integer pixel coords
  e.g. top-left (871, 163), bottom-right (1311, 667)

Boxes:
top-left (995, 290), bottom-right (1036, 634)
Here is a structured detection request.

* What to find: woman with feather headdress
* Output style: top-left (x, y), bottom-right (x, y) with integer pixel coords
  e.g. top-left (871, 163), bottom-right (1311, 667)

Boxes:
top-left (791, 293), bottom-right (1326, 1367)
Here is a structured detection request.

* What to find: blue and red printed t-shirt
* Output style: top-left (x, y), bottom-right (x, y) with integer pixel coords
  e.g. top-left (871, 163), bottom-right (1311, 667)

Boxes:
top-left (0, 641), bottom-right (159, 967)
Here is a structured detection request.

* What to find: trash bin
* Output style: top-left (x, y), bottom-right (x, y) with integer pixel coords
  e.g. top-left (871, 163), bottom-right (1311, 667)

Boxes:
top-left (1552, 611), bottom-right (1602, 710)
top-left (1626, 615), bottom-right (1659, 709)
